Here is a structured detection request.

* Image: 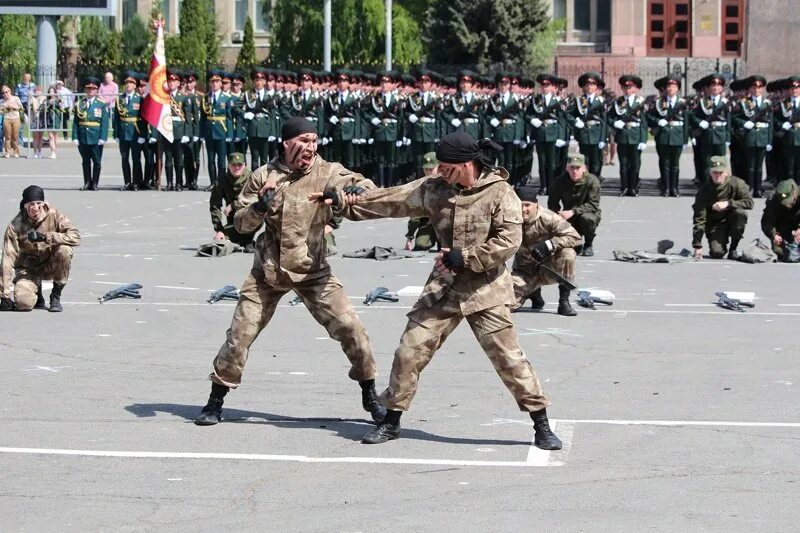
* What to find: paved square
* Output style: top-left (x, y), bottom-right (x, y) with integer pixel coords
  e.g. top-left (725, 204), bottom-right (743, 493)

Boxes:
top-left (0, 147), bottom-right (797, 531)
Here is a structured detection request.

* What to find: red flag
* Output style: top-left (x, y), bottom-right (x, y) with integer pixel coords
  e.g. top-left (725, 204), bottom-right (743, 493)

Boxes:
top-left (141, 21), bottom-right (173, 142)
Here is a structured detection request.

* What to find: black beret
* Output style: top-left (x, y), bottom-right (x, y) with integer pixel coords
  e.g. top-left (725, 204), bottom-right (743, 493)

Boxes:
top-left (282, 117), bottom-right (317, 141)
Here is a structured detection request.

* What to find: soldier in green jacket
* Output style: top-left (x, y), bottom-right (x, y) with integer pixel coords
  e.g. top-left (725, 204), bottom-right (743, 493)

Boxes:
top-left (486, 72), bottom-right (522, 181)
top-left (404, 152), bottom-right (438, 251)
top-left (325, 69), bottom-right (360, 170)
top-left (692, 156), bottom-right (754, 259)
top-left (731, 75), bottom-right (773, 198)
top-left (405, 70), bottom-right (439, 180)
top-left (162, 70), bottom-right (192, 191)
top-left (243, 67), bottom-right (277, 170)
top-left (567, 72), bottom-right (607, 179)
top-left (776, 76), bottom-right (800, 184)
top-left (607, 75), bottom-right (648, 196)
top-left (182, 71), bottom-right (202, 190)
top-left (202, 69), bottom-right (233, 191)
top-left (72, 77), bottom-right (110, 191)
top-left (547, 153), bottom-right (602, 257)
top-left (113, 71), bottom-right (144, 191)
top-left (690, 73), bottom-right (730, 188)
top-left (761, 179), bottom-right (800, 260)
top-left (229, 72), bottom-right (248, 156)
top-left (210, 152), bottom-right (260, 251)
top-left (367, 71), bottom-right (404, 187)
top-left (526, 74), bottom-right (568, 195)
top-left (647, 76), bottom-right (689, 197)
top-left (441, 70), bottom-right (483, 140)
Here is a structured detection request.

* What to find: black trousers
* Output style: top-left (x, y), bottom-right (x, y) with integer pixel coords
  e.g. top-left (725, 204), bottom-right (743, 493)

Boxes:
top-left (579, 143), bottom-right (602, 178)
top-left (182, 141), bottom-right (197, 188)
top-left (332, 138), bottom-right (355, 169)
top-left (119, 139), bottom-right (143, 187)
top-left (497, 142), bottom-right (515, 174)
top-left (656, 144), bottom-right (683, 193)
top-left (617, 143), bottom-right (641, 192)
top-left (570, 212), bottom-right (600, 246)
top-left (249, 137), bottom-right (270, 170)
top-left (784, 145), bottom-right (800, 184)
top-left (535, 141), bottom-right (557, 191)
top-left (696, 140), bottom-right (727, 186)
top-left (78, 143), bottom-right (103, 189)
top-left (160, 135), bottom-right (184, 187)
top-left (206, 138), bottom-right (227, 187)
top-left (744, 146), bottom-right (767, 194)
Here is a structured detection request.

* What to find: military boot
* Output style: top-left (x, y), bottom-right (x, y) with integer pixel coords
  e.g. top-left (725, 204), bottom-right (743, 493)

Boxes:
top-left (194, 382), bottom-right (229, 426)
top-left (34, 283), bottom-right (46, 310)
top-left (360, 379), bottom-right (387, 423)
top-left (48, 283), bottom-right (65, 313)
top-left (530, 288), bottom-right (545, 310)
top-left (530, 408), bottom-right (562, 450)
top-left (727, 239), bottom-right (741, 260)
top-left (361, 409), bottom-right (401, 444)
top-left (580, 238), bottom-right (594, 257)
top-left (557, 285), bottom-right (577, 317)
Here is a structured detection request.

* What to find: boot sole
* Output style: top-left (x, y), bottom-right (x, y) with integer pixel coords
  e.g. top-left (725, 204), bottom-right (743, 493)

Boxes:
top-left (194, 417), bottom-right (221, 426)
top-left (361, 433), bottom-right (400, 444)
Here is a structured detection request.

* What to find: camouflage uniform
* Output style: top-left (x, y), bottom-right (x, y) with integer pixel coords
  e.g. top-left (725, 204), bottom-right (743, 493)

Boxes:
top-left (1, 205), bottom-right (80, 310)
top-left (511, 206), bottom-right (581, 308)
top-left (209, 156), bottom-right (378, 387)
top-left (343, 169), bottom-right (550, 413)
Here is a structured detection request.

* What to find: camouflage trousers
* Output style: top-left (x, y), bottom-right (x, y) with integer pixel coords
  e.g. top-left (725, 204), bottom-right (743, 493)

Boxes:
top-left (381, 290), bottom-right (550, 412)
top-left (13, 246), bottom-right (73, 311)
top-left (210, 269), bottom-right (377, 388)
top-left (510, 248), bottom-right (577, 309)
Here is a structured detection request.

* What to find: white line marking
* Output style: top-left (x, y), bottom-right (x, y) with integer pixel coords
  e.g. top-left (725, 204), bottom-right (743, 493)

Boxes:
top-left (90, 281), bottom-right (131, 286)
top-left (0, 447), bottom-right (543, 468)
top-left (563, 419), bottom-right (800, 428)
top-left (154, 285), bottom-right (200, 291)
top-left (664, 303), bottom-right (717, 307)
top-left (397, 286), bottom-right (424, 296)
top-left (525, 424), bottom-right (553, 466)
top-left (22, 366), bottom-right (69, 373)
top-left (777, 304), bottom-right (800, 307)
top-left (548, 421), bottom-right (574, 467)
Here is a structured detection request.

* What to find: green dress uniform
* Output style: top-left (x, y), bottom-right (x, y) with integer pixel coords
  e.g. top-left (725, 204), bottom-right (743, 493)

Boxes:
top-left (486, 91), bottom-right (522, 181)
top-left (244, 88), bottom-right (280, 170)
top-left (776, 93), bottom-right (800, 184)
top-left (690, 93), bottom-right (731, 187)
top-left (547, 168), bottom-right (602, 253)
top-left (366, 90), bottom-right (404, 188)
top-left (526, 88), bottom-right (567, 194)
top-left (209, 164), bottom-right (260, 248)
top-left (72, 92), bottom-right (110, 191)
top-left (647, 94), bottom-right (689, 196)
top-left (761, 180), bottom-right (800, 259)
top-left (607, 93), bottom-right (648, 196)
top-left (183, 88), bottom-right (203, 190)
top-left (692, 168), bottom-right (753, 258)
top-left (162, 89), bottom-right (193, 190)
top-left (405, 91), bottom-right (439, 179)
top-left (113, 90), bottom-right (144, 190)
top-left (229, 90), bottom-right (247, 156)
top-left (325, 90), bottom-right (360, 169)
top-left (202, 88), bottom-right (233, 189)
top-left (566, 93), bottom-right (607, 179)
top-left (731, 84), bottom-right (773, 197)
top-left (442, 91), bottom-right (483, 139)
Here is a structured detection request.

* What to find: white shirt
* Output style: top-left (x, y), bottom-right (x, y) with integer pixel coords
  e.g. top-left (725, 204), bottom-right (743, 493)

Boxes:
top-left (794, 97), bottom-right (800, 108)
top-left (501, 92), bottom-right (510, 105)
top-left (338, 90), bottom-right (349, 103)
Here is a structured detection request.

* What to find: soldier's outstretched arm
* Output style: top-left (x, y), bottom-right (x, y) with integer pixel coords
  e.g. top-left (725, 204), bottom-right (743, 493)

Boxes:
top-left (459, 186), bottom-right (523, 272)
top-left (315, 177), bottom-right (429, 222)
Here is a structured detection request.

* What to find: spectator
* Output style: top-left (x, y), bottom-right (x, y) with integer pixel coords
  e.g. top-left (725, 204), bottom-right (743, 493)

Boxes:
top-left (99, 72), bottom-right (118, 110)
top-left (29, 86), bottom-right (45, 158)
top-left (46, 84), bottom-right (59, 158)
top-left (14, 72), bottom-right (36, 149)
top-left (1, 85), bottom-right (24, 157)
top-left (55, 80), bottom-right (74, 140)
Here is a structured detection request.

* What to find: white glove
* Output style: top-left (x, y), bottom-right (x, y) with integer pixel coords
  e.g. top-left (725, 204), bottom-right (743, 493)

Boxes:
top-left (73, 139), bottom-right (79, 145)
top-left (530, 118), bottom-right (543, 128)
top-left (744, 120), bottom-right (754, 130)
top-left (555, 139), bottom-right (567, 148)
top-left (181, 136), bottom-right (190, 143)
top-left (408, 113), bottom-right (418, 123)
top-left (277, 138), bottom-right (282, 142)
top-left (243, 112), bottom-right (255, 121)
top-left (489, 117), bottom-right (500, 128)
top-left (267, 136), bottom-right (276, 142)
top-left (225, 138), bottom-right (232, 142)
top-left (403, 137), bottom-right (411, 146)
top-left (234, 137), bottom-right (242, 142)
top-left (395, 140), bottom-right (403, 147)
top-left (726, 141), bottom-right (731, 147)
top-left (658, 119), bottom-right (668, 127)
top-left (520, 142), bottom-right (528, 149)
top-left (451, 118), bottom-right (462, 128)
top-left (322, 137), bottom-right (330, 146)
top-left (637, 142), bottom-right (647, 151)
top-left (598, 141), bottom-right (606, 149)
top-left (691, 138), bottom-right (697, 146)
top-left (368, 138), bottom-right (374, 145)
top-left (574, 118), bottom-right (585, 129)
top-left (699, 120), bottom-right (709, 129)
top-left (98, 139), bottom-right (105, 145)
top-left (137, 138), bottom-right (145, 145)
top-left (371, 117), bottom-right (380, 126)
top-left (192, 136), bottom-right (199, 142)
top-left (783, 122), bottom-right (792, 131)
top-left (149, 137), bottom-right (157, 144)
top-left (613, 120), bottom-right (624, 129)
top-left (513, 139), bottom-right (521, 145)
top-left (767, 144), bottom-right (773, 152)
top-left (329, 115), bottom-right (339, 124)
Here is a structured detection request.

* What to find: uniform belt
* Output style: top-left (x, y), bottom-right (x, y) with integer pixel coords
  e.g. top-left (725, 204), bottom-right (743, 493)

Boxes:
top-left (463, 118), bottom-right (479, 123)
top-left (755, 122), bottom-right (769, 129)
top-left (543, 119), bottom-right (558, 125)
top-left (419, 117), bottom-right (436, 123)
top-left (625, 121), bottom-right (641, 128)
top-left (171, 117), bottom-right (184, 122)
top-left (586, 120), bottom-right (600, 126)
top-left (668, 120), bottom-right (684, 126)
top-left (501, 119), bottom-right (516, 125)
top-left (793, 123), bottom-right (800, 129)
top-left (382, 118), bottom-right (398, 124)
top-left (120, 117), bottom-right (138, 123)
top-left (341, 117), bottom-right (355, 122)
top-left (305, 116), bottom-right (318, 121)
top-left (78, 121), bottom-right (100, 127)
top-left (254, 113), bottom-right (269, 118)
top-left (207, 116), bottom-right (226, 121)
top-left (710, 121), bottom-right (727, 127)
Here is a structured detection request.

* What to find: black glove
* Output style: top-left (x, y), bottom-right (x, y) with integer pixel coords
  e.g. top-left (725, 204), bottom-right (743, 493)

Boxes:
top-left (441, 248), bottom-right (464, 270)
top-left (0, 297), bottom-right (13, 311)
top-left (319, 189), bottom-right (340, 207)
top-left (27, 230), bottom-right (47, 243)
top-left (252, 190), bottom-right (275, 214)
top-left (342, 185), bottom-right (366, 196)
top-left (531, 240), bottom-right (553, 262)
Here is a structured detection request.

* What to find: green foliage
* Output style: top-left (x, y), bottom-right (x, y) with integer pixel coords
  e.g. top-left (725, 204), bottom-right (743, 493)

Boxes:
top-left (236, 16), bottom-right (258, 71)
top-left (171, 0), bottom-right (219, 71)
top-left (121, 14), bottom-right (150, 58)
top-left (0, 15), bottom-right (36, 85)
top-left (76, 17), bottom-right (110, 64)
top-left (392, 4), bottom-right (424, 67)
top-left (106, 28), bottom-right (124, 67)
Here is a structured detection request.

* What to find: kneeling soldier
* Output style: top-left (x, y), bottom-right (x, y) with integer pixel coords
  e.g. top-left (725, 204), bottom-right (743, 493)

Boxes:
top-left (1, 186), bottom-right (81, 312)
top-left (210, 152), bottom-right (261, 251)
top-left (761, 180), bottom-right (800, 261)
top-left (511, 186), bottom-right (580, 316)
top-left (547, 153), bottom-right (602, 257)
top-left (692, 156), bottom-right (754, 259)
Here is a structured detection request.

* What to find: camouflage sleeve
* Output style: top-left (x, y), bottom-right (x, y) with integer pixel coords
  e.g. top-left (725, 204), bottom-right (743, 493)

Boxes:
top-left (692, 189), bottom-right (710, 247)
top-left (730, 179), bottom-right (754, 210)
top-left (461, 186), bottom-right (522, 272)
top-left (209, 183), bottom-right (224, 232)
top-left (572, 177), bottom-right (601, 216)
top-left (341, 177), bottom-right (429, 222)
top-left (547, 212), bottom-right (582, 250)
top-left (48, 210), bottom-right (81, 246)
top-left (233, 167), bottom-right (271, 234)
top-left (325, 162), bottom-right (377, 191)
top-left (760, 197), bottom-right (778, 238)
top-left (2, 223), bottom-right (19, 298)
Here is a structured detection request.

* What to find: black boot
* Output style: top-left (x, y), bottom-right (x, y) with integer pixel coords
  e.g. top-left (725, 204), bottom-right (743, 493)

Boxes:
top-left (580, 239), bottom-right (594, 257)
top-left (529, 288), bottom-right (545, 310)
top-left (557, 285), bottom-right (577, 317)
top-left (48, 283), bottom-right (64, 312)
top-left (194, 382), bottom-right (229, 426)
top-left (362, 409), bottom-right (401, 444)
top-left (530, 408), bottom-right (562, 450)
top-left (360, 379), bottom-right (387, 423)
top-left (34, 283), bottom-right (46, 310)
top-left (728, 239), bottom-right (741, 261)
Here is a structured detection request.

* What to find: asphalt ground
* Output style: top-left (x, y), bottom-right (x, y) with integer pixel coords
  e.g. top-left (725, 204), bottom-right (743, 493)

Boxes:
top-left (0, 146), bottom-right (798, 532)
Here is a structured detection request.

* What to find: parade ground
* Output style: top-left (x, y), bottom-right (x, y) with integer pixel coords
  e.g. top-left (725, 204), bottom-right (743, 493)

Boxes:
top-left (1, 147), bottom-right (798, 532)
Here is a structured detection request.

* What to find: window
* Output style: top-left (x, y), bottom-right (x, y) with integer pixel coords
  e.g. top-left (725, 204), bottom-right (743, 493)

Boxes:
top-left (574, 0), bottom-right (590, 31)
top-left (234, 0), bottom-right (248, 32)
top-left (721, 0), bottom-right (744, 56)
top-left (553, 0), bottom-right (566, 20)
top-left (596, 0), bottom-right (610, 32)
top-left (122, 0), bottom-right (137, 26)
top-left (647, 0), bottom-right (692, 56)
top-left (255, 0), bottom-right (270, 33)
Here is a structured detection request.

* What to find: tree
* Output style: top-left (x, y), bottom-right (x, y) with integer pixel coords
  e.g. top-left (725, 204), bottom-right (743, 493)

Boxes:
top-left (171, 0), bottom-right (220, 71)
top-left (121, 14), bottom-right (150, 59)
top-left (76, 16), bottom-right (109, 64)
top-left (236, 16), bottom-right (257, 71)
top-left (0, 15), bottom-right (36, 85)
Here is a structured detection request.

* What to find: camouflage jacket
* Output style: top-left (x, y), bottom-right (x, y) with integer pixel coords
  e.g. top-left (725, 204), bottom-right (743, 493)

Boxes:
top-left (513, 206), bottom-right (581, 275)
top-left (341, 168), bottom-right (522, 315)
top-left (234, 156), bottom-right (374, 284)
top-left (2, 205), bottom-right (81, 297)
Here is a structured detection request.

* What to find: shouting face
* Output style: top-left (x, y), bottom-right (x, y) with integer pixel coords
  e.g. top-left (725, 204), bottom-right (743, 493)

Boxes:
top-left (283, 133), bottom-right (318, 171)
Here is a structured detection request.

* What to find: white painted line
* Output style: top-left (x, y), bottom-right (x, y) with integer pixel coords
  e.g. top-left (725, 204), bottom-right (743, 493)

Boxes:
top-left (525, 421), bottom-right (555, 467)
top-left (548, 421), bottom-right (574, 467)
top-left (397, 285), bottom-right (424, 296)
top-left (777, 304), bottom-right (800, 307)
top-left (562, 419), bottom-right (800, 428)
top-left (90, 281), bottom-right (131, 286)
top-left (0, 447), bottom-right (542, 468)
top-left (154, 285), bottom-right (200, 291)
top-left (663, 303), bottom-right (717, 307)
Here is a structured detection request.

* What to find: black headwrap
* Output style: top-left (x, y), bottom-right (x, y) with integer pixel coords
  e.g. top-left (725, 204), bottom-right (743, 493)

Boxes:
top-left (20, 185), bottom-right (45, 209)
top-left (515, 186), bottom-right (538, 203)
top-left (436, 131), bottom-right (501, 167)
top-left (281, 117), bottom-right (317, 141)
